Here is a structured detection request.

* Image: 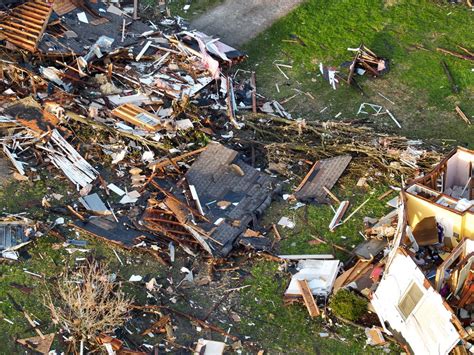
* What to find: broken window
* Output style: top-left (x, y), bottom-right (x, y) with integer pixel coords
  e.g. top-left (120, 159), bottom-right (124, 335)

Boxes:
top-left (398, 282), bottom-right (424, 319)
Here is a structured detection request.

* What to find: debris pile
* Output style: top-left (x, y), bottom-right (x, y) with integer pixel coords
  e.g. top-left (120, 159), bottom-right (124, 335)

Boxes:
top-left (347, 44), bottom-right (389, 84)
top-left (0, 1), bottom-right (471, 354)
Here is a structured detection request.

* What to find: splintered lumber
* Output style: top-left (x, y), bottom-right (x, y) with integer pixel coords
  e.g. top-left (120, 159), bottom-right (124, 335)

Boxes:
top-left (323, 186), bottom-right (341, 204)
top-left (0, 0), bottom-right (53, 52)
top-left (133, 305), bottom-right (239, 341)
top-left (111, 104), bottom-right (162, 131)
top-left (141, 315), bottom-right (170, 336)
top-left (272, 223), bottom-right (282, 241)
top-left (148, 147), bottom-right (207, 170)
top-left (377, 189), bottom-right (394, 200)
top-left (455, 106), bottom-right (471, 125)
top-left (66, 111), bottom-right (167, 151)
top-left (297, 279), bottom-right (320, 317)
top-left (44, 129), bottom-right (99, 188)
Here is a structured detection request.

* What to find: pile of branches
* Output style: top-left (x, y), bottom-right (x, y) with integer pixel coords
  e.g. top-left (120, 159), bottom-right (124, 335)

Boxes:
top-left (239, 113), bottom-right (444, 181)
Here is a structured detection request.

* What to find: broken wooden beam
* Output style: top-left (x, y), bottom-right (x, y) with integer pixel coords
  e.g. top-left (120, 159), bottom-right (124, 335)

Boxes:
top-left (323, 186), bottom-right (341, 204)
top-left (437, 47), bottom-right (474, 62)
top-left (297, 279), bottom-right (320, 317)
top-left (342, 197), bottom-right (371, 224)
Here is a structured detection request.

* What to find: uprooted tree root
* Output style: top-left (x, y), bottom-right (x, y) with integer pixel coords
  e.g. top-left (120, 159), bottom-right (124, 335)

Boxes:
top-left (44, 260), bottom-right (132, 353)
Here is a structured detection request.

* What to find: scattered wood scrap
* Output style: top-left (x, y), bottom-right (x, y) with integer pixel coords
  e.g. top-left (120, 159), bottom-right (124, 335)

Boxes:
top-left (437, 47), bottom-right (474, 62)
top-left (455, 106), bottom-right (471, 125)
top-left (17, 333), bottom-right (55, 354)
top-left (297, 279), bottom-right (320, 317)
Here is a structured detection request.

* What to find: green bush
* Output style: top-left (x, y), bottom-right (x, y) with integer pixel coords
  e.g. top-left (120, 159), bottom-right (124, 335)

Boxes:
top-left (329, 289), bottom-right (368, 322)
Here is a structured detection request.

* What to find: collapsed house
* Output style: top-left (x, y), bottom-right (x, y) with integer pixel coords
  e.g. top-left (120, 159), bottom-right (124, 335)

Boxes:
top-left (0, 0), bottom-right (285, 263)
top-left (353, 147), bottom-right (474, 354)
top-left (75, 142), bottom-right (280, 257)
top-left (327, 148), bottom-right (473, 353)
top-left (405, 146), bottom-right (474, 244)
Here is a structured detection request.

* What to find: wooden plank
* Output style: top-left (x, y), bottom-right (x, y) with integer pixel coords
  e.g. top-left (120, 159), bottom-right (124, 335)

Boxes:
top-left (25, 2), bottom-right (51, 12)
top-left (0, 24), bottom-right (38, 39)
top-left (377, 189), bottom-right (394, 200)
top-left (323, 186), bottom-right (340, 204)
top-left (4, 19), bottom-right (42, 33)
top-left (14, 9), bottom-right (47, 22)
top-left (3, 20), bottom-right (42, 34)
top-left (297, 279), bottom-right (320, 317)
top-left (3, 31), bottom-right (37, 46)
top-left (294, 161), bottom-right (320, 192)
top-left (148, 147), bottom-right (207, 170)
top-left (3, 38), bottom-right (36, 52)
top-left (455, 106), bottom-right (471, 125)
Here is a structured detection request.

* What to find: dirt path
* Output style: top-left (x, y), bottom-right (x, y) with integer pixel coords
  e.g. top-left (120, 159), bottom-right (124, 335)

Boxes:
top-left (190, 0), bottom-right (305, 47)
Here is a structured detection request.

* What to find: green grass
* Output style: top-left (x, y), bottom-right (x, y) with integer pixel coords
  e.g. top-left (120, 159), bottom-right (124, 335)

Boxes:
top-left (239, 261), bottom-right (385, 354)
top-left (240, 0), bottom-right (474, 147)
top-left (238, 180), bottom-right (394, 353)
top-left (263, 179), bottom-right (391, 258)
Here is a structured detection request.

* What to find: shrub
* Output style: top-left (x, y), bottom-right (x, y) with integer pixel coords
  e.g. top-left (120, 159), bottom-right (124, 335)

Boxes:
top-left (329, 289), bottom-right (368, 322)
top-left (45, 260), bottom-right (132, 350)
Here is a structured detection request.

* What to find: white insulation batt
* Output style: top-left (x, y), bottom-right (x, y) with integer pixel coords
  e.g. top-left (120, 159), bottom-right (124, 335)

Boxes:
top-left (285, 259), bottom-right (340, 297)
top-left (371, 252), bottom-right (460, 355)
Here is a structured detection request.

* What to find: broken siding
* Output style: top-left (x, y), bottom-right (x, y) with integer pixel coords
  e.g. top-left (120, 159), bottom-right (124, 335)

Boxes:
top-left (0, 222), bottom-right (28, 250)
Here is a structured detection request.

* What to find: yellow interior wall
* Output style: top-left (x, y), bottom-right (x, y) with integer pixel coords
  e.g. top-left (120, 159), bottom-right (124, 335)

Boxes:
top-left (463, 213), bottom-right (474, 239)
top-left (406, 194), bottom-right (470, 239)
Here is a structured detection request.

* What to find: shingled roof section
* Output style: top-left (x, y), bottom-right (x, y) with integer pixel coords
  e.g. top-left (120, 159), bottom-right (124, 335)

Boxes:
top-left (185, 142), bottom-right (281, 256)
top-left (294, 155), bottom-right (352, 203)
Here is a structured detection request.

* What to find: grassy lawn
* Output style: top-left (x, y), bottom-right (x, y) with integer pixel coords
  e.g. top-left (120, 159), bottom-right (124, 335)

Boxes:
top-left (233, 1), bottom-right (473, 352)
top-left (240, 0), bottom-right (474, 147)
top-left (237, 178), bottom-right (394, 354)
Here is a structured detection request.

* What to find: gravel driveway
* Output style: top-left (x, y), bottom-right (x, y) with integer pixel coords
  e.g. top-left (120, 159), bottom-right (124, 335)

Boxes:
top-left (190, 0), bottom-right (305, 47)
